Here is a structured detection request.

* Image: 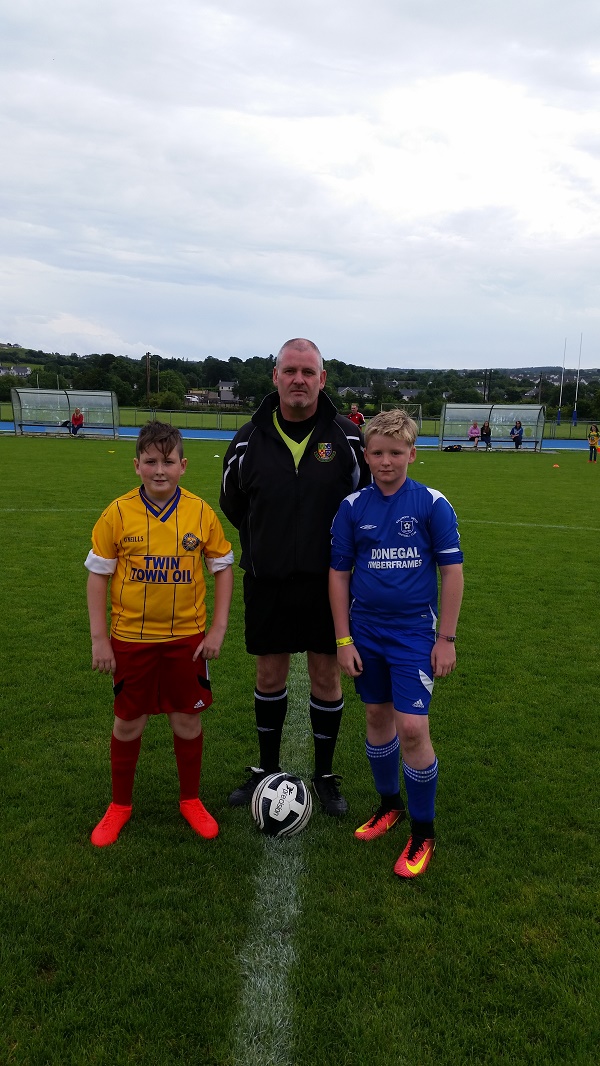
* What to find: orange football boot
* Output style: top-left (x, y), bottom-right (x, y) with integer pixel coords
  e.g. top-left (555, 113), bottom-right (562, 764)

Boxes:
top-left (394, 835), bottom-right (436, 878)
top-left (180, 799), bottom-right (219, 839)
top-left (91, 803), bottom-right (132, 847)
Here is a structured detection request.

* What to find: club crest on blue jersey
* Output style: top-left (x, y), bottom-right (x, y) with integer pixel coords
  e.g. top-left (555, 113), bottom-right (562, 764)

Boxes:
top-left (397, 516), bottom-right (418, 537)
top-left (315, 442), bottom-right (336, 462)
top-left (182, 533), bottom-right (201, 551)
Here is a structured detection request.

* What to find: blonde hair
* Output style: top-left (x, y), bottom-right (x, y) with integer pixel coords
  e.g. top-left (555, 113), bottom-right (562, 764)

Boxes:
top-left (364, 409), bottom-right (418, 447)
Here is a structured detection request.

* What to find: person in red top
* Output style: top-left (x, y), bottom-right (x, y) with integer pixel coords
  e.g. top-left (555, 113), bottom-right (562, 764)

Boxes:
top-left (348, 403), bottom-right (366, 427)
top-left (70, 408), bottom-right (84, 435)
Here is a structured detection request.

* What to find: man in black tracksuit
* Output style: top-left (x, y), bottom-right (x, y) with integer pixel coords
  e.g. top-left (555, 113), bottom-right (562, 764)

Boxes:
top-left (220, 338), bottom-right (369, 814)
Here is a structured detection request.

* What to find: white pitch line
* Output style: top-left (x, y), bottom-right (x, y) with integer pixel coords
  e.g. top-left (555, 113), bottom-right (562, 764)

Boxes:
top-left (1, 512), bottom-right (597, 533)
top-left (460, 519), bottom-right (600, 533)
top-left (0, 508), bottom-right (101, 513)
top-left (233, 655), bottom-right (311, 1066)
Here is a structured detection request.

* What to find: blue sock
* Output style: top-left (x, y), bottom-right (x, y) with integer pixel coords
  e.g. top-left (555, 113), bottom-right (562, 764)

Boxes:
top-left (402, 758), bottom-right (438, 827)
top-left (366, 736), bottom-right (400, 798)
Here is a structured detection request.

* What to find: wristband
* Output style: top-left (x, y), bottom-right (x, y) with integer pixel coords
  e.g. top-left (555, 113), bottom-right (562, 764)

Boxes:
top-left (336, 636), bottom-right (354, 647)
top-left (437, 633), bottom-right (456, 642)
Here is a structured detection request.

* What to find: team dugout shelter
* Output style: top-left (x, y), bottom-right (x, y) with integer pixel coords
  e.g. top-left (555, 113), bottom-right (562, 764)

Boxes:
top-left (438, 403), bottom-right (545, 451)
top-left (11, 389), bottom-right (119, 439)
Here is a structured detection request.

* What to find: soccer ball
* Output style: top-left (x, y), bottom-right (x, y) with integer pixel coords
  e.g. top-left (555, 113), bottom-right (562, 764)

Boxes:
top-left (251, 772), bottom-right (313, 838)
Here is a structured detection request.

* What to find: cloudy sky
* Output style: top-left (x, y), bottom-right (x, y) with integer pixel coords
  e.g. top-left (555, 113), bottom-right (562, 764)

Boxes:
top-left (2, 1), bottom-right (600, 369)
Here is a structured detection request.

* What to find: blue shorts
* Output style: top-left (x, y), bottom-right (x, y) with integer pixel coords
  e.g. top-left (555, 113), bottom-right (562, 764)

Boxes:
top-left (351, 621), bottom-right (435, 715)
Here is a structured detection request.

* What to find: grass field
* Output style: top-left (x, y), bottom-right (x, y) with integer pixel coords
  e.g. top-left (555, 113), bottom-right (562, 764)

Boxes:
top-left (1, 438), bottom-right (599, 1065)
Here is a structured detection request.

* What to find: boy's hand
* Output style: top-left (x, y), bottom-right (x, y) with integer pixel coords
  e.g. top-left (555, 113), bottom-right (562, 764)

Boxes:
top-left (91, 638), bottom-right (116, 675)
top-left (337, 644), bottom-right (363, 678)
top-left (431, 638), bottom-right (456, 678)
top-left (193, 624), bottom-right (226, 661)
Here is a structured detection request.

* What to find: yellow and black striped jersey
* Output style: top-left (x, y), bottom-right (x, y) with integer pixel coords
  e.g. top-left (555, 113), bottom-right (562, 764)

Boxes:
top-left (85, 486), bottom-right (233, 642)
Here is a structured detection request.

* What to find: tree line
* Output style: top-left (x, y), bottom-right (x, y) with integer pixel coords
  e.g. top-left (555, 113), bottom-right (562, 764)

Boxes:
top-left (1, 345), bottom-right (599, 418)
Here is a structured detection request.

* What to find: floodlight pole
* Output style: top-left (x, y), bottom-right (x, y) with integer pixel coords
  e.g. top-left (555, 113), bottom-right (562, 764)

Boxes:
top-left (146, 351), bottom-right (151, 403)
top-left (557, 338), bottom-right (566, 425)
top-left (573, 333), bottom-right (582, 426)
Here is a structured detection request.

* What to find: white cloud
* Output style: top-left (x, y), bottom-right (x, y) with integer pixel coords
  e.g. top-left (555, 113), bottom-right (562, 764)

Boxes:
top-left (1, 1), bottom-right (600, 367)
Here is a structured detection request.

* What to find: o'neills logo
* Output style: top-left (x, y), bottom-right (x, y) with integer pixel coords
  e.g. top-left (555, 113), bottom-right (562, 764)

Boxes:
top-left (315, 442), bottom-right (336, 462)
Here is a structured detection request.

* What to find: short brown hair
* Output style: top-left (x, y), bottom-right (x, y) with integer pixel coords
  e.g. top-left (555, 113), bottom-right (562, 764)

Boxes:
top-left (136, 420), bottom-right (184, 459)
top-left (364, 409), bottom-right (418, 447)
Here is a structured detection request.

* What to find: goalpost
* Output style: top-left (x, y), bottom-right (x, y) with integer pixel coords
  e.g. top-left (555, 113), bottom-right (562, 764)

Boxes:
top-left (11, 389), bottom-right (119, 439)
top-left (379, 402), bottom-right (422, 429)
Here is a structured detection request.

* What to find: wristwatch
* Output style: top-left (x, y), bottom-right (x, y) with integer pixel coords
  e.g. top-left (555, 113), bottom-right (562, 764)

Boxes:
top-left (437, 633), bottom-right (456, 642)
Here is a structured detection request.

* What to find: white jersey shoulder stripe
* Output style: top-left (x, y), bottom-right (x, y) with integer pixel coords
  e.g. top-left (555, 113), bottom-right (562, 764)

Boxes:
top-left (344, 491), bottom-right (362, 507)
top-left (426, 487), bottom-right (449, 505)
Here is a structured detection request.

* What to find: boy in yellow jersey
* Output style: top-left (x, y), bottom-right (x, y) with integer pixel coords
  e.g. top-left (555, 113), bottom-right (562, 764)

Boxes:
top-left (85, 421), bottom-right (234, 846)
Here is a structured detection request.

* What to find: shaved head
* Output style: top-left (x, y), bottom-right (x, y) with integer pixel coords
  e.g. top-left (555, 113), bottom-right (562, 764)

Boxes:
top-left (276, 338), bottom-right (323, 372)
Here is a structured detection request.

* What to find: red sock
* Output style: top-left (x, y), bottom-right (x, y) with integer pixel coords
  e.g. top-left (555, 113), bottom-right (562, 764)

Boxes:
top-left (173, 732), bottom-right (203, 801)
top-left (110, 734), bottom-right (142, 806)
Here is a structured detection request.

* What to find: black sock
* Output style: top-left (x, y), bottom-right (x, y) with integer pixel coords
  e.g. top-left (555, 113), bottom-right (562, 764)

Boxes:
top-left (380, 792), bottom-right (405, 812)
top-left (310, 693), bottom-right (343, 777)
top-left (411, 818), bottom-right (435, 839)
top-left (255, 688), bottom-right (287, 772)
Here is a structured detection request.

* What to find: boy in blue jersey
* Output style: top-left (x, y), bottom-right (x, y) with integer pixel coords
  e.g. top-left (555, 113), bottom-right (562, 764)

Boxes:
top-left (329, 410), bottom-right (463, 878)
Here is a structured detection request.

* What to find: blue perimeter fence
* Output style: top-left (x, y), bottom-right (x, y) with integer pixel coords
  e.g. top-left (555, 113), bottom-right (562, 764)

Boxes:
top-left (0, 419), bottom-right (593, 450)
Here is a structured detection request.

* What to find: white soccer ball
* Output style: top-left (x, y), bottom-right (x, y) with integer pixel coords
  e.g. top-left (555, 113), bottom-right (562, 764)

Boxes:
top-left (251, 772), bottom-right (313, 838)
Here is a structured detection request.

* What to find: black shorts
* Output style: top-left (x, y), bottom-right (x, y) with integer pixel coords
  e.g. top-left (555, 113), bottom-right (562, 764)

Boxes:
top-left (243, 572), bottom-right (336, 656)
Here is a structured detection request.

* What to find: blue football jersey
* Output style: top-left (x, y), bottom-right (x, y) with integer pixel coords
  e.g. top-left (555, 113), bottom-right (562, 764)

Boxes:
top-left (330, 478), bottom-right (463, 629)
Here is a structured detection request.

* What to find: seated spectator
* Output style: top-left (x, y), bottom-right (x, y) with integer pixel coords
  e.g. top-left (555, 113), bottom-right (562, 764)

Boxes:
top-left (510, 420), bottom-right (523, 449)
top-left (468, 421), bottom-right (480, 449)
top-left (70, 408), bottom-right (84, 436)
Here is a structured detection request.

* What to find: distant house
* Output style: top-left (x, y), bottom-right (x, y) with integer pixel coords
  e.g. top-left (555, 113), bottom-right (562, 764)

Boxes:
top-left (0, 365), bottom-right (31, 377)
top-left (217, 380), bottom-right (240, 404)
top-left (337, 386), bottom-right (373, 399)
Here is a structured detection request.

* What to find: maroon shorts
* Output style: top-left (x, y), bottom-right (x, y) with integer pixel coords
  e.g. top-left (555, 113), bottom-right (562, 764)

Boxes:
top-left (111, 634), bottom-right (213, 721)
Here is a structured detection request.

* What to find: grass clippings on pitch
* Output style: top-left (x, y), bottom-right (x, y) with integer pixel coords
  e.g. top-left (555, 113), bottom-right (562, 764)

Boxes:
top-left (0, 438), bottom-right (599, 1065)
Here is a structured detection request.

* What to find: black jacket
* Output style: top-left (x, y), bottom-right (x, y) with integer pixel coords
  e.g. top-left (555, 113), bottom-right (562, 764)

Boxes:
top-left (220, 391), bottom-right (369, 579)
